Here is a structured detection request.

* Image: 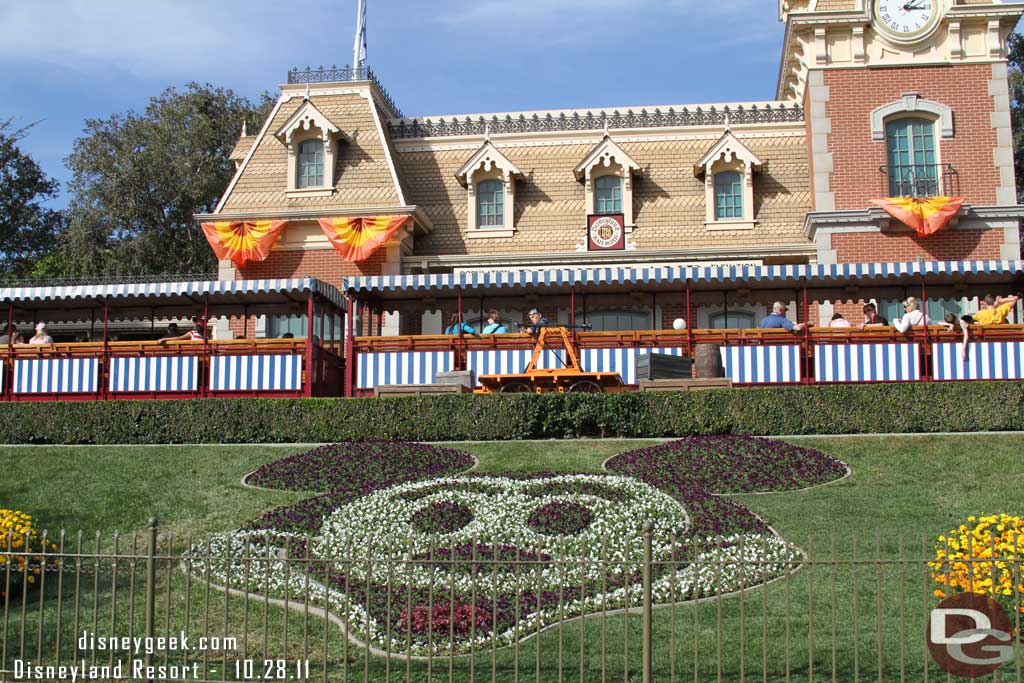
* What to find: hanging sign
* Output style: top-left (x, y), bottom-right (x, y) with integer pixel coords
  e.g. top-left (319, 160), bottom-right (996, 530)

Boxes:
top-left (587, 214), bottom-right (625, 251)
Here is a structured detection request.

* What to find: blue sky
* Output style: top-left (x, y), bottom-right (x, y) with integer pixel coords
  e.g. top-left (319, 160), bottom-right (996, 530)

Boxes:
top-left (0, 0), bottom-right (782, 207)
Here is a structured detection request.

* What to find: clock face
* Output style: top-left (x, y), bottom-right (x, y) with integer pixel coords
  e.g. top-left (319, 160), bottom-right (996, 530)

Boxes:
top-left (874, 0), bottom-right (938, 38)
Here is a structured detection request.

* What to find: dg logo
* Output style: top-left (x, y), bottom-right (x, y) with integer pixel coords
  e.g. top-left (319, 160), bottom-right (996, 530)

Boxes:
top-left (927, 592), bottom-right (1016, 678)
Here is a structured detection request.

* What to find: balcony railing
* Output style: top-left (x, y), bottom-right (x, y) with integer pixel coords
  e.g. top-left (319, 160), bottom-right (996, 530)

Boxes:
top-left (286, 64), bottom-right (403, 118)
top-left (879, 163), bottom-right (959, 198)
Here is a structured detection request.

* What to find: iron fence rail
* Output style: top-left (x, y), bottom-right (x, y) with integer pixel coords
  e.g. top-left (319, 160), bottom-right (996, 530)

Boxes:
top-left (1, 524), bottom-right (1021, 682)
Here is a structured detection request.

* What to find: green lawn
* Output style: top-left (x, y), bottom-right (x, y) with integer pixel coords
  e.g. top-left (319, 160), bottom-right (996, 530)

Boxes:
top-left (1, 436), bottom-right (1022, 682)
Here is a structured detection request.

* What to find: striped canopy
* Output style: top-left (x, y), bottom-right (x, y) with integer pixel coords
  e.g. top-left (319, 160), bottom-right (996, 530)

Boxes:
top-left (345, 260), bottom-right (1024, 298)
top-left (1, 277), bottom-right (345, 322)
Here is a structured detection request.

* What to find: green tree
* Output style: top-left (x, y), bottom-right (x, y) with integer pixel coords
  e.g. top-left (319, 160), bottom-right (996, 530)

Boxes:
top-left (60, 83), bottom-right (272, 276)
top-left (1010, 32), bottom-right (1024, 203)
top-left (0, 120), bottom-right (64, 279)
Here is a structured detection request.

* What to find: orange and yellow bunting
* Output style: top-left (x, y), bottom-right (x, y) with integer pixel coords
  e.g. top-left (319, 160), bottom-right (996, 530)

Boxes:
top-left (317, 216), bottom-right (410, 262)
top-left (201, 220), bottom-right (288, 267)
top-left (870, 196), bottom-right (965, 237)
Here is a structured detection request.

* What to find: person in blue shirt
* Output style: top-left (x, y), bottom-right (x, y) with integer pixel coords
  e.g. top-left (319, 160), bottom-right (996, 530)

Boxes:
top-left (444, 313), bottom-right (477, 336)
top-left (758, 301), bottom-right (807, 332)
top-left (481, 310), bottom-right (509, 334)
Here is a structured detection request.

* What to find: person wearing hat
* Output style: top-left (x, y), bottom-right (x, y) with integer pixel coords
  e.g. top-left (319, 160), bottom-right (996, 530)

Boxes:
top-left (758, 302), bottom-right (806, 332)
top-left (28, 322), bottom-right (53, 345)
top-left (525, 308), bottom-right (551, 336)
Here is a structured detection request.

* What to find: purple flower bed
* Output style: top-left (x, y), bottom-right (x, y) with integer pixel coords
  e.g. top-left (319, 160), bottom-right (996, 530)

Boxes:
top-left (606, 436), bottom-right (847, 537)
top-left (521, 480), bottom-right (629, 502)
top-left (246, 441), bottom-right (473, 533)
top-left (527, 501), bottom-right (594, 536)
top-left (411, 501), bottom-right (474, 535)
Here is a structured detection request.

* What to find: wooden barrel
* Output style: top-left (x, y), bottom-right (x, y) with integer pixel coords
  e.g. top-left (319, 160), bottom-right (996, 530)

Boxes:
top-left (693, 344), bottom-right (724, 378)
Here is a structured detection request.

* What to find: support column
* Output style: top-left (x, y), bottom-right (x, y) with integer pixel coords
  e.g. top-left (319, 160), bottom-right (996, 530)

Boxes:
top-left (305, 294), bottom-right (315, 397)
top-left (344, 297), bottom-right (356, 398)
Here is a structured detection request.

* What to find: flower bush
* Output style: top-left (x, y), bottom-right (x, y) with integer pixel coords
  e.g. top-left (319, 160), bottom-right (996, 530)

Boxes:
top-left (411, 501), bottom-right (474, 534)
top-left (606, 436), bottom-right (848, 537)
top-left (192, 474), bottom-right (800, 655)
top-left (0, 510), bottom-right (57, 602)
top-left (527, 501), bottom-right (593, 536)
top-left (246, 441), bottom-right (475, 533)
top-left (929, 513), bottom-right (1024, 616)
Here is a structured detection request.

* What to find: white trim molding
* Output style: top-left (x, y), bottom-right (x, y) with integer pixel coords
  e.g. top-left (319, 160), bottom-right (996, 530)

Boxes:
top-left (574, 135), bottom-right (641, 230)
top-left (456, 140), bottom-right (522, 237)
top-left (870, 93), bottom-right (954, 141)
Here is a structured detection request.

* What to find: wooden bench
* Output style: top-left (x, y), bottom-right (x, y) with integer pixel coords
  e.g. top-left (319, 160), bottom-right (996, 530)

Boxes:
top-left (637, 378), bottom-right (733, 392)
top-left (373, 383), bottom-right (474, 398)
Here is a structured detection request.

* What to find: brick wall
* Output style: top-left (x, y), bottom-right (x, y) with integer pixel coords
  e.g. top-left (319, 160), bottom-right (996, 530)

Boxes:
top-left (831, 228), bottom-right (1003, 263)
top-left (824, 63), bottom-right (1000, 209)
top-left (239, 248), bottom-right (383, 286)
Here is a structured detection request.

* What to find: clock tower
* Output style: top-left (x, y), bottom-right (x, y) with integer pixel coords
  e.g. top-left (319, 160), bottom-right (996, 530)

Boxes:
top-left (778, 0), bottom-right (1024, 274)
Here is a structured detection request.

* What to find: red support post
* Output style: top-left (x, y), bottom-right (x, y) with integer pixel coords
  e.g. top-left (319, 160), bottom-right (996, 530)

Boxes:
top-left (920, 277), bottom-right (930, 381)
top-left (570, 289), bottom-right (576, 341)
top-left (201, 295), bottom-right (210, 398)
top-left (802, 279), bottom-right (812, 384)
top-left (685, 279), bottom-right (693, 357)
top-left (344, 297), bottom-right (356, 398)
top-left (456, 286), bottom-right (464, 371)
top-left (4, 301), bottom-right (12, 401)
top-left (305, 293), bottom-right (315, 397)
top-left (101, 298), bottom-right (110, 400)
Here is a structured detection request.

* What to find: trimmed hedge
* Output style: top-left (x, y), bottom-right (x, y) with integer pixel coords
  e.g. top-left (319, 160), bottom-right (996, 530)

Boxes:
top-left (0, 381), bottom-right (1021, 444)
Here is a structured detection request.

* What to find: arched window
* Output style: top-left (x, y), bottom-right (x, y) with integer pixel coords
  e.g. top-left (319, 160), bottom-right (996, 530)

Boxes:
top-left (885, 118), bottom-right (937, 197)
top-left (714, 171), bottom-right (743, 220)
top-left (709, 311), bottom-right (755, 329)
top-left (594, 175), bottom-right (622, 215)
top-left (476, 179), bottom-right (504, 228)
top-left (297, 139), bottom-right (325, 188)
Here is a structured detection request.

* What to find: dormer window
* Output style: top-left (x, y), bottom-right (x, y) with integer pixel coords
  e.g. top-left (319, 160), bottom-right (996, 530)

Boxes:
top-left (297, 139), bottom-right (325, 188)
top-left (695, 129), bottom-right (762, 230)
top-left (274, 99), bottom-right (346, 197)
top-left (456, 140), bottom-right (522, 239)
top-left (574, 135), bottom-right (640, 231)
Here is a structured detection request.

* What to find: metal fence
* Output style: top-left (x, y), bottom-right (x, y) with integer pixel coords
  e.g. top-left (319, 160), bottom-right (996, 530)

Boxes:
top-left (1, 523), bottom-right (1021, 682)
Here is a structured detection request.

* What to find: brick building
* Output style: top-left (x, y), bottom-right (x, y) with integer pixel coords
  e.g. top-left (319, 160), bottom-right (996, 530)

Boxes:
top-left (197, 0), bottom-right (1024, 335)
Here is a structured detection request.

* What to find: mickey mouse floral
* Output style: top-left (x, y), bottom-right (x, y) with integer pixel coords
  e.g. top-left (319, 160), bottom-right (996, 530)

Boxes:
top-left (190, 437), bottom-right (847, 656)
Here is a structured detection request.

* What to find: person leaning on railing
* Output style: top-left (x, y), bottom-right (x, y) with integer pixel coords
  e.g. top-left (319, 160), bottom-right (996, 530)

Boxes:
top-left (973, 293), bottom-right (1020, 326)
top-left (481, 310), bottom-right (509, 334)
top-left (893, 297), bottom-right (929, 333)
top-left (28, 322), bottom-right (53, 345)
top-left (444, 313), bottom-right (477, 336)
top-left (159, 318), bottom-right (206, 345)
top-left (0, 324), bottom-right (23, 345)
top-left (758, 301), bottom-right (806, 332)
top-left (943, 313), bottom-right (973, 360)
top-left (860, 302), bottom-right (889, 328)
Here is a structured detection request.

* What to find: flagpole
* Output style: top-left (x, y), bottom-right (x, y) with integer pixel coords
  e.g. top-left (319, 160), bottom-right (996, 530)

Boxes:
top-left (352, 0), bottom-right (366, 79)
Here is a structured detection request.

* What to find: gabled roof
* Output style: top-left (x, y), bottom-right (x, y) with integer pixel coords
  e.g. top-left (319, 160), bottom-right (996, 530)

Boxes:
top-left (229, 135), bottom-right (258, 162)
top-left (694, 130), bottom-right (763, 177)
top-left (455, 140), bottom-right (522, 185)
top-left (274, 99), bottom-right (344, 145)
top-left (573, 135), bottom-right (640, 180)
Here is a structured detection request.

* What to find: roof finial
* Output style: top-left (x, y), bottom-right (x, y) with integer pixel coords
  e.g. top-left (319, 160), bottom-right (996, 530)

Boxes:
top-left (603, 119), bottom-right (610, 137)
top-left (723, 113), bottom-right (731, 131)
top-left (304, 82), bottom-right (311, 100)
top-left (484, 121), bottom-right (491, 141)
top-left (241, 120), bottom-right (248, 137)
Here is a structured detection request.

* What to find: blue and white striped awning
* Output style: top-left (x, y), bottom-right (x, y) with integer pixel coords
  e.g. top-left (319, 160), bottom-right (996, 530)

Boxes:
top-left (1, 277), bottom-right (345, 309)
top-left (344, 260), bottom-right (1024, 295)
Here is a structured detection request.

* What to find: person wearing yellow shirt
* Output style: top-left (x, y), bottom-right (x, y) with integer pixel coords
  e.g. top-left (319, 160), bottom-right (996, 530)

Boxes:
top-left (973, 293), bottom-right (1020, 325)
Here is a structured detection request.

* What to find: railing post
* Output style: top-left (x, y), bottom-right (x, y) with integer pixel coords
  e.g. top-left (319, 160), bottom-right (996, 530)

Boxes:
top-left (144, 517), bottom-right (158, 683)
top-left (642, 519), bottom-right (654, 683)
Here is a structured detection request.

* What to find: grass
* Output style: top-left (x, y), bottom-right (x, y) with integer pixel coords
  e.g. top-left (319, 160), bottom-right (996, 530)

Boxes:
top-left (2, 436), bottom-right (1023, 681)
